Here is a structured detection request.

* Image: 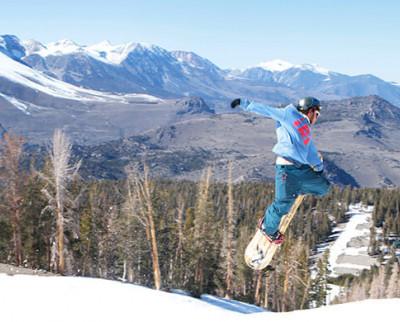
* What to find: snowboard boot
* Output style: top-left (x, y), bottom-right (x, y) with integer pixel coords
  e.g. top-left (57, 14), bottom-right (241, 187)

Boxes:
top-left (257, 217), bottom-right (285, 245)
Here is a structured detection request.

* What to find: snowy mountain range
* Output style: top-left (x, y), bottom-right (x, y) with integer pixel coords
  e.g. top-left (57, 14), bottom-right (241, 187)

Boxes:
top-left (2, 34), bottom-right (400, 187)
top-left (2, 34), bottom-right (400, 107)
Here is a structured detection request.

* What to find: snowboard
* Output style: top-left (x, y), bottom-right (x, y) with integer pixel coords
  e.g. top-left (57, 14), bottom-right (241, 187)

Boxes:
top-left (244, 195), bottom-right (305, 270)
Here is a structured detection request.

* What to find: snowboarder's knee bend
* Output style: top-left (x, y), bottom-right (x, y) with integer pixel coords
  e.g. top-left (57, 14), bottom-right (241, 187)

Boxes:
top-left (263, 197), bottom-right (297, 235)
top-left (266, 197), bottom-right (296, 219)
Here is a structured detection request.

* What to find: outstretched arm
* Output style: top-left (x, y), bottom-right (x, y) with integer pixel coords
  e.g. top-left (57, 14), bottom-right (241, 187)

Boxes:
top-left (231, 98), bottom-right (287, 122)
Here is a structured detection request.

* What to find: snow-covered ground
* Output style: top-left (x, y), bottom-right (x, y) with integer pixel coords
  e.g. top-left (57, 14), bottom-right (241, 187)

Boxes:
top-left (312, 203), bottom-right (378, 303)
top-left (316, 204), bottom-right (377, 277)
top-left (316, 203), bottom-right (377, 278)
top-left (0, 274), bottom-right (398, 322)
top-left (328, 203), bottom-right (377, 277)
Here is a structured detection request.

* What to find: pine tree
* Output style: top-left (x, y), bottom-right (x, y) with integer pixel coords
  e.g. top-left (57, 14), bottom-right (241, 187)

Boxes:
top-left (0, 132), bottom-right (26, 266)
top-left (190, 166), bottom-right (218, 295)
top-left (21, 172), bottom-right (49, 269)
top-left (368, 225), bottom-right (379, 255)
top-left (312, 250), bottom-right (330, 307)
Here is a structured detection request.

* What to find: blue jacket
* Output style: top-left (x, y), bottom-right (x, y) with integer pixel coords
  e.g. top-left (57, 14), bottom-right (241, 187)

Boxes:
top-left (240, 99), bottom-right (323, 171)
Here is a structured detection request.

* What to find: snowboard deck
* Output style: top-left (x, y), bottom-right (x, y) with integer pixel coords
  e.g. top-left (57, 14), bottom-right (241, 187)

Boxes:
top-left (244, 195), bottom-right (305, 270)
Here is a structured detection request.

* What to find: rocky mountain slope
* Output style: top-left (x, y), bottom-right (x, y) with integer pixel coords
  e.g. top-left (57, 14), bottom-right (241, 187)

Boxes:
top-left (8, 89), bottom-right (398, 188)
top-left (60, 95), bottom-right (398, 188)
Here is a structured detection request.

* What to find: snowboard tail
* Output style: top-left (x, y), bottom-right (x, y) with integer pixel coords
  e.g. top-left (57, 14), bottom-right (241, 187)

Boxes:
top-left (244, 195), bottom-right (305, 270)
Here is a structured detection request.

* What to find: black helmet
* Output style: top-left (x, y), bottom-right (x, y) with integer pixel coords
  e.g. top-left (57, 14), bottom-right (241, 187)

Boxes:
top-left (296, 97), bottom-right (321, 112)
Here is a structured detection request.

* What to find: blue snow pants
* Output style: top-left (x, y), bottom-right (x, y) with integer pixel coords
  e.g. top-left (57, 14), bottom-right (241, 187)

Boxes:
top-left (262, 164), bottom-right (331, 235)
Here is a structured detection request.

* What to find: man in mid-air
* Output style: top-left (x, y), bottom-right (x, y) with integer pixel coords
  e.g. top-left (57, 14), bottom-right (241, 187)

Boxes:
top-left (231, 97), bottom-right (331, 244)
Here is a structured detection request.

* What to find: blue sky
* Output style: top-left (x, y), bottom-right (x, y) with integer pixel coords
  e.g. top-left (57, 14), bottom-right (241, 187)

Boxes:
top-left (2, 0), bottom-right (399, 82)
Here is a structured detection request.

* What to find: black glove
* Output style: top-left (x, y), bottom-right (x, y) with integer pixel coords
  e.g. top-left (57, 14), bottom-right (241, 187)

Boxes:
top-left (230, 98), bottom-right (241, 109)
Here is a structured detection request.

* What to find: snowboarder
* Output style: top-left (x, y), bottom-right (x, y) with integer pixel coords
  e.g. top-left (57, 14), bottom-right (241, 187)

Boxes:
top-left (231, 97), bottom-right (330, 245)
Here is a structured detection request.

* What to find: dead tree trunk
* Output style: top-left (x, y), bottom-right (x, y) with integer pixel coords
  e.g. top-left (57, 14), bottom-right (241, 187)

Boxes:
top-left (225, 160), bottom-right (235, 298)
top-left (39, 129), bottom-right (81, 275)
top-left (254, 270), bottom-right (263, 305)
top-left (126, 163), bottom-right (162, 290)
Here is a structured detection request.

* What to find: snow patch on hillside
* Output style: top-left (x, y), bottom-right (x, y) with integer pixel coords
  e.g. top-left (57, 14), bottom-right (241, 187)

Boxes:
top-left (328, 204), bottom-right (377, 277)
top-left (0, 51), bottom-right (120, 101)
top-left (0, 93), bottom-right (31, 115)
top-left (0, 52), bottom-right (161, 104)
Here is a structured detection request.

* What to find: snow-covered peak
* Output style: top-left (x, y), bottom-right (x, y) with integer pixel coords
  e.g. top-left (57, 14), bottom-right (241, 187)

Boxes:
top-left (30, 39), bottom-right (159, 64)
top-left (89, 40), bottom-right (128, 52)
top-left (257, 59), bottom-right (331, 75)
top-left (297, 63), bottom-right (331, 75)
top-left (173, 51), bottom-right (198, 63)
top-left (258, 59), bottom-right (294, 72)
top-left (87, 41), bottom-right (162, 64)
top-left (87, 41), bottom-right (136, 64)
top-left (12, 35), bottom-right (169, 65)
top-left (53, 39), bottom-right (79, 47)
top-left (172, 50), bottom-right (218, 70)
top-left (21, 39), bottom-right (46, 55)
top-left (38, 39), bottom-right (84, 56)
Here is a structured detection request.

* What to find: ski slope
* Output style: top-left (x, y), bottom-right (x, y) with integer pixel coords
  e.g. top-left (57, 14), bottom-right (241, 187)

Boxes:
top-left (328, 203), bottom-right (377, 277)
top-left (0, 274), bottom-right (398, 322)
